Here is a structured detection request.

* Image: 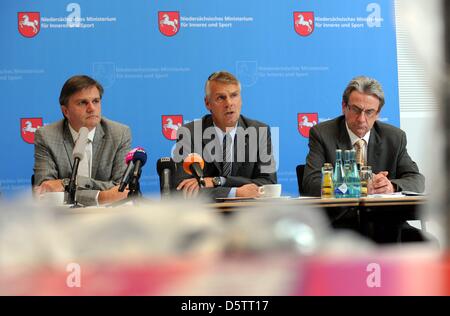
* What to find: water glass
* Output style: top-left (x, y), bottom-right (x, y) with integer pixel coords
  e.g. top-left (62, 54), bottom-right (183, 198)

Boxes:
top-left (359, 166), bottom-right (373, 197)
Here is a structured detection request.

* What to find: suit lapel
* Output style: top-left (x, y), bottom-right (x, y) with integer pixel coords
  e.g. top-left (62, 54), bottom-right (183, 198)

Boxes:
top-left (62, 121), bottom-right (75, 169)
top-left (367, 122), bottom-right (382, 169)
top-left (337, 117), bottom-right (352, 150)
top-left (91, 123), bottom-right (105, 178)
top-left (233, 116), bottom-right (247, 176)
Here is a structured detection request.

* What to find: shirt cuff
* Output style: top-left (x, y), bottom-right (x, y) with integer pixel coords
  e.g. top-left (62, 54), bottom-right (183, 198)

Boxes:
top-left (228, 187), bottom-right (237, 198)
top-left (95, 190), bottom-right (100, 206)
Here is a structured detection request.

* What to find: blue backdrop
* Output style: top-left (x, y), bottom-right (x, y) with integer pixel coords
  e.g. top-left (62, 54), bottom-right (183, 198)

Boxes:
top-left (1, 0), bottom-right (400, 198)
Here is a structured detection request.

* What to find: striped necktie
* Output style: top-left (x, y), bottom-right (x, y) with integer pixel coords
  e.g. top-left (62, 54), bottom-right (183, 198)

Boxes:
top-left (222, 133), bottom-right (232, 176)
top-left (355, 139), bottom-right (366, 166)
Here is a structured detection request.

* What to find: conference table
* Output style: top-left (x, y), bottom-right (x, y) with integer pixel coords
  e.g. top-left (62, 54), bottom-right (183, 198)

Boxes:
top-left (56, 194), bottom-right (427, 244)
top-left (211, 195), bottom-right (426, 210)
top-left (209, 195), bottom-right (427, 243)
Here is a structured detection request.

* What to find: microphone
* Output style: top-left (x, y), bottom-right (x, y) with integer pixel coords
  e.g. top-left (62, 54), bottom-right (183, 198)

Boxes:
top-left (131, 147), bottom-right (147, 178)
top-left (183, 153), bottom-right (205, 187)
top-left (118, 149), bottom-right (136, 192)
top-left (72, 127), bottom-right (89, 161)
top-left (118, 147), bottom-right (147, 192)
top-left (66, 127), bottom-right (89, 204)
top-left (156, 157), bottom-right (175, 198)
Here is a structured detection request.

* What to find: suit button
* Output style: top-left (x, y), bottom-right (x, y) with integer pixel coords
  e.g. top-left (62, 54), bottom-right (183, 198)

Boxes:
top-left (85, 184), bottom-right (91, 189)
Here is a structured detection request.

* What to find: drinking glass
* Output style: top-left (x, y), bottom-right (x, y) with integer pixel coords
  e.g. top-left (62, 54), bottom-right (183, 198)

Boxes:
top-left (359, 166), bottom-right (373, 197)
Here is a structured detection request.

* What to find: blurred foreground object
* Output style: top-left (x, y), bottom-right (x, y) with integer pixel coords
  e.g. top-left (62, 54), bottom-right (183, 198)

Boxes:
top-left (0, 196), bottom-right (446, 295)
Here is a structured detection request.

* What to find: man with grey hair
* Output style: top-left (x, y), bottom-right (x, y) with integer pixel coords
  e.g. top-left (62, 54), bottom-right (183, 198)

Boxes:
top-left (303, 75), bottom-right (424, 196)
top-left (173, 71), bottom-right (277, 199)
top-left (302, 76), bottom-right (426, 243)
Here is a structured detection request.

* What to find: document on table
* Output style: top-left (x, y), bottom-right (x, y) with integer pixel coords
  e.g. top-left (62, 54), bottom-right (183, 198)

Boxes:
top-left (368, 192), bottom-right (406, 198)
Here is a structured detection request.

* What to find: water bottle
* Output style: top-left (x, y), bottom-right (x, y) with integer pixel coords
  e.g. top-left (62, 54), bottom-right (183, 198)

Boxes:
top-left (333, 149), bottom-right (347, 198)
top-left (343, 164), bottom-right (351, 198)
top-left (349, 149), bottom-right (361, 198)
top-left (343, 150), bottom-right (351, 197)
top-left (321, 163), bottom-right (334, 198)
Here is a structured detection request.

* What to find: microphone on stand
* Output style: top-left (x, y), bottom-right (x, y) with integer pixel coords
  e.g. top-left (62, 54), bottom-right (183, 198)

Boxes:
top-left (131, 148), bottom-right (147, 180)
top-left (118, 147), bottom-right (147, 194)
top-left (118, 148), bottom-right (138, 192)
top-left (182, 153), bottom-right (205, 187)
top-left (156, 157), bottom-right (175, 198)
top-left (66, 126), bottom-right (89, 205)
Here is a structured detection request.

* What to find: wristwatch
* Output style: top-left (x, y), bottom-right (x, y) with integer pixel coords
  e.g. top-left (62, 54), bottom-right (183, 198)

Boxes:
top-left (212, 176), bottom-right (222, 187)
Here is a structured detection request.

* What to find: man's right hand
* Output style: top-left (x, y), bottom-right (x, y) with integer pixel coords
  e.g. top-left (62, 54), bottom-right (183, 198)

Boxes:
top-left (34, 179), bottom-right (65, 195)
top-left (236, 183), bottom-right (262, 198)
top-left (177, 178), bottom-right (201, 199)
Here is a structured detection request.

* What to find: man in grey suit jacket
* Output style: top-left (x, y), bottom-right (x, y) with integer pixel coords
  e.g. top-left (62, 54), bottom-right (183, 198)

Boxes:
top-left (303, 76), bottom-right (426, 243)
top-left (34, 75), bottom-right (131, 206)
top-left (173, 71), bottom-right (277, 199)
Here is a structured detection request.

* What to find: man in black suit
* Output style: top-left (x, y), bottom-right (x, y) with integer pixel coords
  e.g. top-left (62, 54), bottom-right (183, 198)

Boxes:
top-left (303, 76), bottom-right (426, 243)
top-left (173, 71), bottom-right (277, 199)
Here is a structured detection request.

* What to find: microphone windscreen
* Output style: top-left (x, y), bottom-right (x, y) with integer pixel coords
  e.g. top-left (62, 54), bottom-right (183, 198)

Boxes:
top-left (157, 157), bottom-right (175, 175)
top-left (183, 153), bottom-right (204, 175)
top-left (125, 147), bottom-right (140, 164)
top-left (133, 148), bottom-right (147, 166)
top-left (72, 127), bottom-right (89, 160)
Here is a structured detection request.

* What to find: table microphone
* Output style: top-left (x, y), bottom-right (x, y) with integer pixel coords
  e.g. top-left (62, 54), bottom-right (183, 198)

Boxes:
top-left (182, 153), bottom-right (205, 187)
top-left (119, 147), bottom-right (146, 192)
top-left (157, 157), bottom-right (175, 198)
top-left (66, 127), bottom-right (89, 204)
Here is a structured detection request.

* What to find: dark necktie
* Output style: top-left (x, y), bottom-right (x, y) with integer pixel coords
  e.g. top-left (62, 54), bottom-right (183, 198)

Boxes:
top-left (222, 133), bottom-right (232, 176)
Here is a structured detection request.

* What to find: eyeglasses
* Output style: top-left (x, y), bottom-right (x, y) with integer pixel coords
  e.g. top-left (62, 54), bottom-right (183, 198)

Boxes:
top-left (347, 104), bottom-right (378, 118)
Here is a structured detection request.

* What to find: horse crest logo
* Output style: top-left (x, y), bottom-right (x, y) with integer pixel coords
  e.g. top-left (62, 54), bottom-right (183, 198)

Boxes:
top-left (21, 117), bottom-right (42, 144)
top-left (158, 11), bottom-right (180, 37)
top-left (18, 12), bottom-right (40, 38)
top-left (294, 12), bottom-right (314, 36)
top-left (298, 113), bottom-right (317, 138)
top-left (162, 115), bottom-right (183, 140)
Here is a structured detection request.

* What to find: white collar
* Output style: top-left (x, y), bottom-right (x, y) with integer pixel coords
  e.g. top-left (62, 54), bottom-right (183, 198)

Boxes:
top-left (345, 122), bottom-right (370, 146)
top-left (213, 123), bottom-right (238, 143)
top-left (68, 124), bottom-right (96, 143)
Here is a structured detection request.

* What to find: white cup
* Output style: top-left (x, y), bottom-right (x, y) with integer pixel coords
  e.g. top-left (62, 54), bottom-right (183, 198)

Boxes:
top-left (259, 184), bottom-right (282, 198)
top-left (39, 192), bottom-right (65, 205)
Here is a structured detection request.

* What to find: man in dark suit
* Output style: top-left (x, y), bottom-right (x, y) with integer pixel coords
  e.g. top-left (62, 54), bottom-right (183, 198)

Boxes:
top-left (173, 71), bottom-right (277, 199)
top-left (34, 75), bottom-right (131, 206)
top-left (303, 76), bottom-right (424, 195)
top-left (303, 76), bottom-right (426, 242)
